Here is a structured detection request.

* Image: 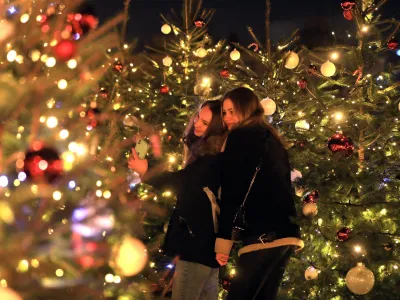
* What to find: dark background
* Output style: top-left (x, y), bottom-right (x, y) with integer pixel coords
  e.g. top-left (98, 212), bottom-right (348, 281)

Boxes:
top-left (89, 0), bottom-right (400, 50)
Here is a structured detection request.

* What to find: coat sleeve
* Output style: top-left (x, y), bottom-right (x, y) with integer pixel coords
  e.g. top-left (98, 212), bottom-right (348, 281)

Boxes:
top-left (143, 156), bottom-right (208, 193)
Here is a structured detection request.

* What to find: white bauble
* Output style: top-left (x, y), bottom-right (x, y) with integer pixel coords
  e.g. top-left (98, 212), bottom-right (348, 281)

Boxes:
top-left (346, 263), bottom-right (375, 295)
top-left (110, 236), bottom-right (148, 277)
top-left (291, 169), bottom-right (302, 182)
top-left (230, 49), bottom-right (241, 61)
top-left (0, 287), bottom-right (22, 300)
top-left (295, 120), bottom-right (310, 132)
top-left (0, 20), bottom-right (14, 43)
top-left (123, 115), bottom-right (137, 127)
top-left (195, 48), bottom-right (207, 58)
top-left (284, 51), bottom-right (300, 69)
top-left (321, 60), bottom-right (336, 77)
top-left (305, 266), bottom-right (319, 280)
top-left (302, 203), bottom-right (318, 216)
top-left (162, 56), bottom-right (173, 67)
top-left (161, 24), bottom-right (172, 34)
top-left (260, 98), bottom-right (276, 115)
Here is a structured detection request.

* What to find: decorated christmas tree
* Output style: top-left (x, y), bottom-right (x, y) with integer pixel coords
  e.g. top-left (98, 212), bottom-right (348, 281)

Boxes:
top-left (0, 0), bottom-right (156, 299)
top-left (218, 0), bottom-right (399, 299)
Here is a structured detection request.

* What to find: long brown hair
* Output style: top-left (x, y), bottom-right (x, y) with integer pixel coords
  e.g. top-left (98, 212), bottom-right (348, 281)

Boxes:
top-left (222, 87), bottom-right (285, 146)
top-left (183, 100), bottom-right (226, 165)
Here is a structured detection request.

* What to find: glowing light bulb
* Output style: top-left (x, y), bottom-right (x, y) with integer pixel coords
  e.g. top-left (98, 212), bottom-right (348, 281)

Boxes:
top-left (46, 57), bottom-right (56, 67)
top-left (67, 59), bottom-right (77, 69)
top-left (46, 116), bottom-right (58, 128)
top-left (58, 79), bottom-right (68, 89)
top-left (53, 191), bottom-right (62, 201)
top-left (59, 129), bottom-right (69, 139)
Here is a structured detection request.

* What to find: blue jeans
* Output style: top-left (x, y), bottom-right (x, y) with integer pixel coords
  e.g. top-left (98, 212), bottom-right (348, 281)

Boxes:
top-left (172, 260), bottom-right (219, 300)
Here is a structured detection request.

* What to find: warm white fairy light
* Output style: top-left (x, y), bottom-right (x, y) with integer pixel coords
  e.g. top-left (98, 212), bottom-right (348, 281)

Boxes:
top-left (46, 116), bottom-right (58, 128)
top-left (55, 269), bottom-right (64, 277)
top-left (41, 54), bottom-right (48, 62)
top-left (45, 57), bottom-right (56, 67)
top-left (59, 129), bottom-right (69, 139)
top-left (67, 59), bottom-right (77, 69)
top-left (53, 191), bottom-right (62, 201)
top-left (334, 112), bottom-right (344, 121)
top-left (113, 275), bottom-right (121, 284)
top-left (7, 50), bottom-right (17, 62)
top-left (58, 79), bottom-right (68, 89)
top-left (103, 190), bottom-right (111, 199)
top-left (68, 142), bottom-right (78, 152)
top-left (330, 52), bottom-right (339, 60)
top-left (76, 144), bottom-right (86, 156)
top-left (105, 274), bottom-right (114, 283)
top-left (354, 245), bottom-right (362, 253)
top-left (30, 50), bottom-right (41, 62)
top-left (20, 13), bottom-right (30, 23)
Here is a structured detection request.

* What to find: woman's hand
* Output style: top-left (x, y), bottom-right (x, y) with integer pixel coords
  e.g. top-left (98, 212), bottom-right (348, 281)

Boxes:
top-left (216, 253), bottom-right (229, 266)
top-left (128, 148), bottom-right (148, 178)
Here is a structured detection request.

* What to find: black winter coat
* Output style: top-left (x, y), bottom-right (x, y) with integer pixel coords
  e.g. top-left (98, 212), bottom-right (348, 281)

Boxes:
top-left (217, 124), bottom-right (300, 241)
top-left (145, 155), bottom-right (220, 268)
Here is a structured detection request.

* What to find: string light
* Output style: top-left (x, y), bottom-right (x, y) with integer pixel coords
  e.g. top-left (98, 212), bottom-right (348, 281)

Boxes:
top-left (330, 52), bottom-right (339, 60)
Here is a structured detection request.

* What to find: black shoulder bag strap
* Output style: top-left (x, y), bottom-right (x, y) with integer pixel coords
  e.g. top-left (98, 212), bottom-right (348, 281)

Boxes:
top-left (231, 131), bottom-right (270, 242)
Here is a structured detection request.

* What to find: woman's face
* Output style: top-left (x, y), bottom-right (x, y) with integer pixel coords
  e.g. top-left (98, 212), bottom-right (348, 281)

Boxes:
top-left (194, 106), bottom-right (212, 137)
top-left (222, 98), bottom-right (241, 130)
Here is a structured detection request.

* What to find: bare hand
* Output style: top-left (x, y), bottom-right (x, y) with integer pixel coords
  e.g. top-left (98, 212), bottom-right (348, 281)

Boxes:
top-left (128, 148), bottom-right (148, 178)
top-left (216, 253), bottom-right (229, 266)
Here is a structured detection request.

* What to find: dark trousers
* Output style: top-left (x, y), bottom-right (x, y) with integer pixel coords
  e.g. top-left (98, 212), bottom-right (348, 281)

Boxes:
top-left (227, 245), bottom-right (293, 300)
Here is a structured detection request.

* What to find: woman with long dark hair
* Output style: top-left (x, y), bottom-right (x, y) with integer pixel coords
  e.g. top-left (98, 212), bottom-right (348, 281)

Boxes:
top-left (128, 100), bottom-right (226, 300)
top-left (215, 87), bottom-right (304, 300)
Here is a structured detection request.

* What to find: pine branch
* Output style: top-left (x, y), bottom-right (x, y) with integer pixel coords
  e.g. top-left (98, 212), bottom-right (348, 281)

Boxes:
top-left (265, 0), bottom-right (271, 58)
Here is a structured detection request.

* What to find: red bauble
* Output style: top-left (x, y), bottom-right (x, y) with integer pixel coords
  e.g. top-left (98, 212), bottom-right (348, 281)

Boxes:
top-left (220, 68), bottom-right (230, 78)
top-left (343, 10), bottom-right (353, 20)
top-left (220, 278), bottom-right (231, 291)
top-left (194, 18), bottom-right (205, 28)
top-left (387, 38), bottom-right (398, 50)
top-left (160, 84), bottom-right (170, 94)
top-left (327, 133), bottom-right (355, 156)
top-left (66, 13), bottom-right (98, 37)
top-left (23, 142), bottom-right (63, 183)
top-left (99, 87), bottom-right (109, 98)
top-left (86, 108), bottom-right (101, 128)
top-left (341, 0), bottom-right (355, 11)
top-left (53, 40), bottom-right (77, 61)
top-left (307, 64), bottom-right (318, 76)
top-left (113, 61), bottom-right (123, 73)
top-left (297, 78), bottom-right (307, 89)
top-left (71, 232), bottom-right (106, 269)
top-left (336, 227), bottom-right (351, 242)
top-left (302, 190), bottom-right (319, 204)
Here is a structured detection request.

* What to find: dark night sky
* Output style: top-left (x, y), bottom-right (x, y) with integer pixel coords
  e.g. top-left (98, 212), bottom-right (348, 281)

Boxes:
top-left (92, 0), bottom-right (400, 49)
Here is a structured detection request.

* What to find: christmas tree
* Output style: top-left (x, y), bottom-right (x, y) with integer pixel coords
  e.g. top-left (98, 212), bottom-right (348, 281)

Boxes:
top-left (217, 0), bottom-right (399, 299)
top-left (0, 0), bottom-right (155, 299)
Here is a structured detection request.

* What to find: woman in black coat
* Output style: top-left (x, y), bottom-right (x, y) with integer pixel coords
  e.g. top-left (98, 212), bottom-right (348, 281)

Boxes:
top-left (128, 100), bottom-right (226, 300)
top-left (215, 88), bottom-right (304, 300)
